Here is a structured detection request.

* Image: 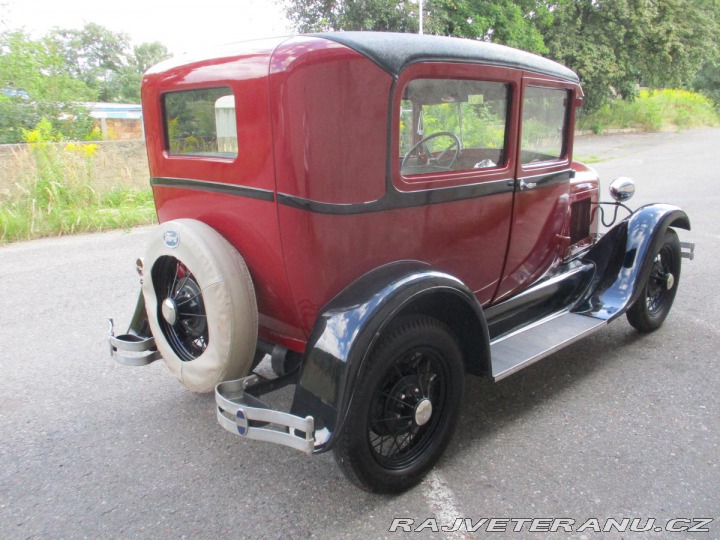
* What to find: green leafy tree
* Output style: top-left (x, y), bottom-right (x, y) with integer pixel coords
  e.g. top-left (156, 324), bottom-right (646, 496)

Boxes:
top-left (283, 0), bottom-right (550, 53)
top-left (424, 0), bottom-right (550, 53)
top-left (0, 30), bottom-right (98, 142)
top-left (695, 59), bottom-right (720, 106)
top-left (47, 23), bottom-right (132, 102)
top-left (0, 26), bottom-right (171, 142)
top-left (284, 0), bottom-right (719, 111)
top-left (0, 30), bottom-right (96, 101)
top-left (134, 42), bottom-right (171, 73)
top-left (541, 0), bottom-right (719, 110)
top-left (102, 42), bottom-right (172, 103)
top-left (44, 24), bottom-right (171, 104)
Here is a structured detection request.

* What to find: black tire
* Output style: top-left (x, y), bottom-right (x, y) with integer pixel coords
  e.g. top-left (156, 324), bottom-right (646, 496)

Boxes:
top-left (333, 315), bottom-right (465, 493)
top-left (626, 228), bottom-right (681, 332)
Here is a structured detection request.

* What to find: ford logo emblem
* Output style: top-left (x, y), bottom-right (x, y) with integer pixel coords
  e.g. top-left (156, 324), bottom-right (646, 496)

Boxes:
top-left (163, 231), bottom-right (180, 248)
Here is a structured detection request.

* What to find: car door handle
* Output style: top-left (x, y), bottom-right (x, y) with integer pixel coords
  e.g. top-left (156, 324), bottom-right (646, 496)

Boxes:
top-left (518, 179), bottom-right (537, 190)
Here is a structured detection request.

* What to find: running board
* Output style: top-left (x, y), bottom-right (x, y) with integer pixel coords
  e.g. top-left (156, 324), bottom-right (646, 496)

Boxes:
top-left (490, 312), bottom-right (607, 381)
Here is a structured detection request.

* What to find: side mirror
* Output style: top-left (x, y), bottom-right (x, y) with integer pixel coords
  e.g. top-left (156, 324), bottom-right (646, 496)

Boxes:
top-left (609, 177), bottom-right (635, 203)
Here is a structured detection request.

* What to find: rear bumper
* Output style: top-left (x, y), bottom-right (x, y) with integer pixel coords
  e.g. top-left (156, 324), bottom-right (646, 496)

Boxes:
top-left (107, 318), bottom-right (161, 366)
top-left (215, 374), bottom-right (320, 454)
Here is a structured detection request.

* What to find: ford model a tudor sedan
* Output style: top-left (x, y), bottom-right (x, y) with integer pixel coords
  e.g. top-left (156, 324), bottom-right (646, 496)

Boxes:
top-left (109, 32), bottom-right (694, 492)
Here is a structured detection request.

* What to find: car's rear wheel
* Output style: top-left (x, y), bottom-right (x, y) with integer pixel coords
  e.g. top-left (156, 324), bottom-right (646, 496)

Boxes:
top-left (333, 315), bottom-right (464, 493)
top-left (626, 228), bottom-right (681, 332)
top-left (142, 219), bottom-right (258, 392)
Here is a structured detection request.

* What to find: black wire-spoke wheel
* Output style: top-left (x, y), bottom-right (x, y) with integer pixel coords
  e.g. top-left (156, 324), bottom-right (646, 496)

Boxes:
top-left (334, 315), bottom-right (465, 493)
top-left (369, 348), bottom-right (448, 469)
top-left (627, 228), bottom-right (681, 332)
top-left (152, 255), bottom-right (209, 361)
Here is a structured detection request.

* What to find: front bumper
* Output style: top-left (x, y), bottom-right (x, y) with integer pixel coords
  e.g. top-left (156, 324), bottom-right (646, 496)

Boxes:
top-left (680, 241), bottom-right (695, 260)
top-left (216, 374), bottom-right (319, 454)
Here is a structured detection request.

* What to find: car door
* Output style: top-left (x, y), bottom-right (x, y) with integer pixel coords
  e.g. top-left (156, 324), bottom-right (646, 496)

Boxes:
top-left (390, 63), bottom-right (521, 305)
top-left (493, 76), bottom-right (579, 301)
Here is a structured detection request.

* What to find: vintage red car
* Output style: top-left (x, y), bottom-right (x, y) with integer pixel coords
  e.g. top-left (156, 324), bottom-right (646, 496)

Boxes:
top-left (109, 32), bottom-right (694, 493)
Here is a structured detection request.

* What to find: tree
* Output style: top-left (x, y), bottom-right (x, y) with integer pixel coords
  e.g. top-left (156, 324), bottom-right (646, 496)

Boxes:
top-left (695, 59), bottom-right (720, 106)
top-left (283, 0), bottom-right (550, 53)
top-left (47, 23), bottom-right (132, 102)
top-left (42, 24), bottom-right (171, 104)
top-left (0, 30), bottom-right (96, 102)
top-left (0, 30), bottom-right (98, 142)
top-left (0, 26), bottom-right (172, 142)
top-left (103, 42), bottom-right (172, 103)
top-left (134, 42), bottom-right (171, 73)
top-left (283, 0), bottom-right (719, 111)
top-left (541, 0), bottom-right (719, 110)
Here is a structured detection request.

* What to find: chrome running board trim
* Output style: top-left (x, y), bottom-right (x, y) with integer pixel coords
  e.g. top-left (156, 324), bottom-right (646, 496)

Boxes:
top-left (491, 312), bottom-right (607, 381)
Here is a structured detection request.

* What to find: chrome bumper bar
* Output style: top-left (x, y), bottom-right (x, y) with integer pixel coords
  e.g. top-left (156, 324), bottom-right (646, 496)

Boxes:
top-left (680, 241), bottom-right (695, 260)
top-left (216, 375), bottom-right (315, 454)
top-left (107, 317), bottom-right (161, 366)
top-left (107, 289), bottom-right (161, 366)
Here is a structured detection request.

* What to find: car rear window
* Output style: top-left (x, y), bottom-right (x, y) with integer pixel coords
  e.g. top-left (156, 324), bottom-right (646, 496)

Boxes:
top-left (163, 87), bottom-right (238, 158)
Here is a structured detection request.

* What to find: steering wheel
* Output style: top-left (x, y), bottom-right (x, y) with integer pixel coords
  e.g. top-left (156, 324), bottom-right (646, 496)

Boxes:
top-left (401, 131), bottom-right (461, 174)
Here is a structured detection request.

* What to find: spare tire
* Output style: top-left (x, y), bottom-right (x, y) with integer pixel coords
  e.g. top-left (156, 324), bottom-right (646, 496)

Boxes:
top-left (142, 219), bottom-right (258, 393)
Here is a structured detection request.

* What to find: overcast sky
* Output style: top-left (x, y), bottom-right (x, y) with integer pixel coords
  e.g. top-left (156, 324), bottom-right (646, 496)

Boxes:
top-left (3, 0), bottom-right (292, 55)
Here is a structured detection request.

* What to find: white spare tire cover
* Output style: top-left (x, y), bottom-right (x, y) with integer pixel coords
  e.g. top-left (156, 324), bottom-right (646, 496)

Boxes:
top-left (142, 219), bottom-right (258, 393)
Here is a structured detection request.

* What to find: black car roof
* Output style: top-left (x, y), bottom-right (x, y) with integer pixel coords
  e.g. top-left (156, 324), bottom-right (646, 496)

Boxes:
top-left (314, 32), bottom-right (579, 83)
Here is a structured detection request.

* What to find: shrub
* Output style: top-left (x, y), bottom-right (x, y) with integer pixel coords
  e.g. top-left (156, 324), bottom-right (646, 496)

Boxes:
top-left (578, 89), bottom-right (720, 132)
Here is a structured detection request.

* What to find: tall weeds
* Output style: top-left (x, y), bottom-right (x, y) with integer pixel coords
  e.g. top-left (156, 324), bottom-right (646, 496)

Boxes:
top-left (0, 119), bottom-right (156, 244)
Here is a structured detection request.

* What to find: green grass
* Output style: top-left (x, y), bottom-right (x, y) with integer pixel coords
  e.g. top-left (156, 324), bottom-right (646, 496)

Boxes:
top-left (573, 154), bottom-right (606, 164)
top-left (1, 132), bottom-right (156, 244)
top-left (578, 89), bottom-right (720, 134)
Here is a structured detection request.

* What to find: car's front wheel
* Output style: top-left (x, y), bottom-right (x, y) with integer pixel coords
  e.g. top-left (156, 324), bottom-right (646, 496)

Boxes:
top-left (626, 228), bottom-right (681, 332)
top-left (333, 315), bottom-right (465, 493)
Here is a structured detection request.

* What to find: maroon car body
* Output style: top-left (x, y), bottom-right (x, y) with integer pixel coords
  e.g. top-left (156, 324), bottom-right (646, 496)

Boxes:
top-left (110, 32), bottom-right (692, 493)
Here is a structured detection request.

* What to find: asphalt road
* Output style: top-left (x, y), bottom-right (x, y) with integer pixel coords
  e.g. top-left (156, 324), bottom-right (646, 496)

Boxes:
top-left (1, 128), bottom-right (718, 539)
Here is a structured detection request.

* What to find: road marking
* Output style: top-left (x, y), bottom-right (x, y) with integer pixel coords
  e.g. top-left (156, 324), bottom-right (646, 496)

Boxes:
top-left (422, 470), bottom-right (467, 537)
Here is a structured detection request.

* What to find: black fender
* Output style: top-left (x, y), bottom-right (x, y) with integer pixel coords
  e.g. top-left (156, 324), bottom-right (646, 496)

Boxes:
top-left (289, 260), bottom-right (490, 452)
top-left (577, 203), bottom-right (690, 320)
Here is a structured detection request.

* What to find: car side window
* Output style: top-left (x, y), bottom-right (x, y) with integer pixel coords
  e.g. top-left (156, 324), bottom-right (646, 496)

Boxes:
top-left (163, 87), bottom-right (238, 158)
top-left (520, 86), bottom-right (569, 164)
top-left (399, 79), bottom-right (509, 177)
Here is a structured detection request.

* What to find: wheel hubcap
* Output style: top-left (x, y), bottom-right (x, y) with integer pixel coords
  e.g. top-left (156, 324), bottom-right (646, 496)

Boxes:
top-left (161, 297), bottom-right (178, 326)
top-left (414, 398), bottom-right (433, 426)
top-left (665, 272), bottom-right (675, 291)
